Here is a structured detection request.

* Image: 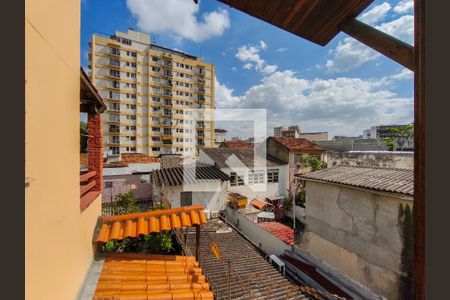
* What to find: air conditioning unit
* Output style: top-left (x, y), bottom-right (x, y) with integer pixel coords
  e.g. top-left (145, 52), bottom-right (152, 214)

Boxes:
top-left (211, 211), bottom-right (220, 219)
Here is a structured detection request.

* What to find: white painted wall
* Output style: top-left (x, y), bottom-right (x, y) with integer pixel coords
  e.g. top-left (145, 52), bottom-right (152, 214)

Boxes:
top-left (224, 207), bottom-right (290, 255)
top-left (154, 181), bottom-right (228, 211)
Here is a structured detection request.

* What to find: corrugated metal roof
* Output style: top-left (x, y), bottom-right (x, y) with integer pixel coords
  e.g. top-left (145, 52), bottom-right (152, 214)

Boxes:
top-left (201, 148), bottom-right (287, 169)
top-left (151, 166), bottom-right (230, 187)
top-left (297, 166), bottom-right (414, 197)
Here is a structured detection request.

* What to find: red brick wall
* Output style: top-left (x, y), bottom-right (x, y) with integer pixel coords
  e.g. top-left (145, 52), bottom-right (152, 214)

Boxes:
top-left (88, 113), bottom-right (102, 191)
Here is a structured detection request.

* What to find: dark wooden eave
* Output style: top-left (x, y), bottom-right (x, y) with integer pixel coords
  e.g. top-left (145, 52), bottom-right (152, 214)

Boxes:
top-left (218, 0), bottom-right (413, 70)
top-left (80, 67), bottom-right (106, 114)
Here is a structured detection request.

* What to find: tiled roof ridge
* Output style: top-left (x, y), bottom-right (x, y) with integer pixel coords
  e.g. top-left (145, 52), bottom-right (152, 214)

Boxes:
top-left (103, 204), bottom-right (205, 223)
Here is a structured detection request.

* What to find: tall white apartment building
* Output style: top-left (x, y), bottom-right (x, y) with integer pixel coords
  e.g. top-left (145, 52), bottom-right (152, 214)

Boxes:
top-left (88, 29), bottom-right (215, 157)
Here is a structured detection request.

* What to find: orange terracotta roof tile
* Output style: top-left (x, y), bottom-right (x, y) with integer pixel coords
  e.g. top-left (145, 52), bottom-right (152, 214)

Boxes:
top-left (251, 199), bottom-right (273, 210)
top-left (259, 221), bottom-right (295, 245)
top-left (219, 140), bottom-right (254, 149)
top-left (93, 254), bottom-right (214, 300)
top-left (96, 205), bottom-right (207, 243)
top-left (272, 136), bottom-right (325, 151)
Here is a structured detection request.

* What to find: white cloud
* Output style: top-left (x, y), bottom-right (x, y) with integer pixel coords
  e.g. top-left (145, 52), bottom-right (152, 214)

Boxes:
top-left (259, 40), bottom-right (267, 50)
top-left (359, 2), bottom-right (391, 26)
top-left (325, 3), bottom-right (414, 73)
top-left (235, 41), bottom-right (277, 75)
top-left (377, 15), bottom-right (414, 44)
top-left (388, 68), bottom-right (414, 80)
top-left (262, 65), bottom-right (278, 75)
top-left (215, 71), bottom-right (412, 137)
top-left (275, 48), bottom-right (287, 53)
top-left (126, 0), bottom-right (230, 42)
top-left (393, 0), bottom-right (413, 14)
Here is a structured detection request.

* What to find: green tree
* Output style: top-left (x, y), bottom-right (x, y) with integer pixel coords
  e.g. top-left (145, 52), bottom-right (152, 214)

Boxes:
top-left (80, 121), bottom-right (88, 153)
top-left (300, 155), bottom-right (327, 171)
top-left (383, 125), bottom-right (413, 151)
top-left (282, 197), bottom-right (293, 211)
top-left (107, 192), bottom-right (140, 215)
top-left (295, 190), bottom-right (306, 208)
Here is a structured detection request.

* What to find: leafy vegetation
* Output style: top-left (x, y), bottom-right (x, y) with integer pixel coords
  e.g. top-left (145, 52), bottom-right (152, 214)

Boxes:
top-left (300, 155), bottom-right (327, 171)
top-left (295, 190), bottom-right (306, 208)
top-left (100, 197), bottom-right (175, 254)
top-left (383, 125), bottom-right (413, 151)
top-left (101, 233), bottom-right (175, 254)
top-left (80, 121), bottom-right (88, 153)
top-left (104, 192), bottom-right (140, 215)
top-left (282, 197), bottom-right (293, 211)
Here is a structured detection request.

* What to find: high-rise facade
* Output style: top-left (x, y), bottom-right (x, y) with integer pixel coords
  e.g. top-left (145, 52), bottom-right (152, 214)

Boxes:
top-left (88, 29), bottom-right (215, 157)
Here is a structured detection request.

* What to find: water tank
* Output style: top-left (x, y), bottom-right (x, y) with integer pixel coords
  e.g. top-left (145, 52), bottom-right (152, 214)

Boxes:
top-left (204, 209), bottom-right (211, 219)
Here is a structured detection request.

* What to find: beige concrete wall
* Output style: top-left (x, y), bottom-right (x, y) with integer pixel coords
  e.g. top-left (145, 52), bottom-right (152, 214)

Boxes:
top-left (25, 0), bottom-right (101, 299)
top-left (302, 181), bottom-right (413, 299)
top-left (299, 132), bottom-right (329, 141)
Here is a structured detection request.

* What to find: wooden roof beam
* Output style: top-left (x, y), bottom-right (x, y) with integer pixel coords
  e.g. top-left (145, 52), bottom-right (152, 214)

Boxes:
top-left (341, 18), bottom-right (414, 71)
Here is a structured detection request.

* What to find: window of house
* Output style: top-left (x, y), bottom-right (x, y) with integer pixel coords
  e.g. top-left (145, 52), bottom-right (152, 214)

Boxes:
top-left (294, 154), bottom-right (302, 165)
top-left (130, 136), bottom-right (136, 141)
top-left (248, 171), bottom-right (264, 184)
top-left (181, 192), bottom-right (193, 207)
top-left (109, 69), bottom-right (120, 78)
top-left (152, 137), bottom-right (161, 142)
top-left (267, 169), bottom-right (279, 183)
top-left (152, 127), bottom-right (160, 132)
top-left (152, 97), bottom-right (160, 102)
top-left (130, 147), bottom-right (136, 151)
top-left (104, 181), bottom-right (113, 188)
top-left (152, 147), bottom-right (160, 151)
top-left (110, 47), bottom-right (120, 55)
top-left (230, 172), bottom-right (244, 186)
top-left (130, 126), bottom-right (136, 130)
top-left (126, 115), bottom-right (136, 120)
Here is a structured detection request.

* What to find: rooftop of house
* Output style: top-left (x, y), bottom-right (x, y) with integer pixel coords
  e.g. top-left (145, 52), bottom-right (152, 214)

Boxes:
top-left (92, 253), bottom-right (213, 300)
top-left (96, 205), bottom-right (208, 243)
top-left (151, 165), bottom-right (230, 187)
top-left (201, 148), bottom-right (287, 169)
top-left (184, 219), bottom-right (307, 299)
top-left (271, 137), bottom-right (325, 152)
top-left (297, 166), bottom-right (414, 197)
top-left (259, 222), bottom-right (295, 246)
top-left (219, 140), bottom-right (254, 149)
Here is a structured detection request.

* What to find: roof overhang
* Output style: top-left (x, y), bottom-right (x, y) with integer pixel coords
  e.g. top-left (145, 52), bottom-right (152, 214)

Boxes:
top-left (80, 67), bottom-right (106, 113)
top-left (217, 0), bottom-right (413, 70)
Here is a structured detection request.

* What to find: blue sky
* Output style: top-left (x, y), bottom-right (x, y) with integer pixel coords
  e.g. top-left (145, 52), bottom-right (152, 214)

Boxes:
top-left (81, 0), bottom-right (414, 139)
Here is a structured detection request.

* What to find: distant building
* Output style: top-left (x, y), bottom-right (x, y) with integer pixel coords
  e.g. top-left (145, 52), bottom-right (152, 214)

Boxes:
top-left (266, 137), bottom-right (325, 195)
top-left (362, 124), bottom-right (412, 139)
top-left (299, 132), bottom-right (329, 141)
top-left (219, 140), bottom-right (254, 149)
top-left (332, 135), bottom-right (362, 141)
top-left (150, 165), bottom-right (230, 211)
top-left (231, 136), bottom-right (241, 141)
top-left (199, 148), bottom-right (289, 200)
top-left (298, 166), bottom-right (414, 300)
top-left (89, 29), bottom-right (215, 157)
top-left (274, 125), bottom-right (301, 138)
top-left (214, 128), bottom-right (228, 147)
